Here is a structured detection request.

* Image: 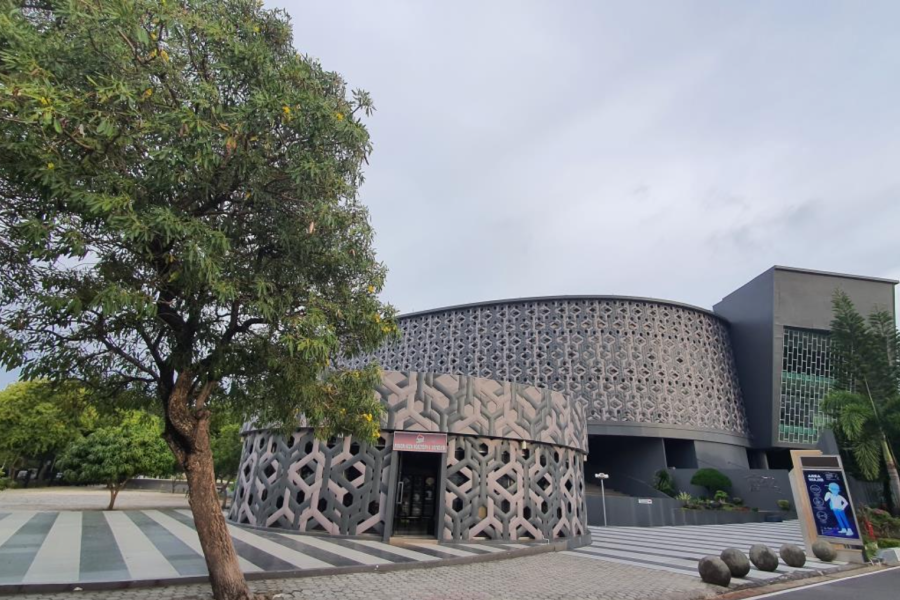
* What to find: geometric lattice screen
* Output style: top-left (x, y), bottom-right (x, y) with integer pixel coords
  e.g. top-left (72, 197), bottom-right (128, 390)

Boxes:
top-left (778, 327), bottom-right (834, 444)
top-left (444, 436), bottom-right (586, 541)
top-left (230, 431), bottom-right (393, 536)
top-left (348, 298), bottom-right (750, 436)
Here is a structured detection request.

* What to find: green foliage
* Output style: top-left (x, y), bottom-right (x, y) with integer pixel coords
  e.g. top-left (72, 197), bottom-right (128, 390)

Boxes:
top-left (690, 468), bottom-right (732, 494)
top-left (0, 0), bottom-right (397, 443)
top-left (211, 423), bottom-right (243, 482)
top-left (57, 412), bottom-right (174, 490)
top-left (0, 478), bottom-right (14, 491)
top-left (676, 491), bottom-right (693, 507)
top-left (653, 469), bottom-right (677, 497)
top-left (714, 490), bottom-right (729, 502)
top-left (860, 506), bottom-right (900, 538)
top-left (0, 380), bottom-right (99, 472)
top-left (777, 499), bottom-right (791, 511)
top-left (879, 538), bottom-right (900, 549)
top-left (824, 291), bottom-right (900, 485)
top-left (732, 496), bottom-right (743, 506)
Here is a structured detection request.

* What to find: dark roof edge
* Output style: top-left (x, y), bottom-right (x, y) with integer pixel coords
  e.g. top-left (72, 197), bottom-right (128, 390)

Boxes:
top-left (774, 265), bottom-right (899, 285)
top-left (397, 295), bottom-right (723, 321)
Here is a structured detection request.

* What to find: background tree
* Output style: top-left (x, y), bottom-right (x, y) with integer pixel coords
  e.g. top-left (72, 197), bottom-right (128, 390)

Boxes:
top-left (57, 412), bottom-right (174, 509)
top-left (822, 290), bottom-right (900, 514)
top-left (690, 468), bottom-right (732, 497)
top-left (0, 2), bottom-right (395, 598)
top-left (211, 421), bottom-right (243, 509)
top-left (0, 380), bottom-right (98, 481)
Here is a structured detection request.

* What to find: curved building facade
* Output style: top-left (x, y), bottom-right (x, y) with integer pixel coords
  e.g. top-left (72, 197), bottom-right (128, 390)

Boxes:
top-left (231, 267), bottom-right (897, 534)
top-left (348, 296), bottom-right (751, 444)
top-left (230, 371), bottom-right (587, 542)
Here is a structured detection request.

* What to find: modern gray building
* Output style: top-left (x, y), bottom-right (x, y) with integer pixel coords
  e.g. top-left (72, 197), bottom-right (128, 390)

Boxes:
top-left (230, 265), bottom-right (896, 538)
top-left (714, 266), bottom-right (897, 467)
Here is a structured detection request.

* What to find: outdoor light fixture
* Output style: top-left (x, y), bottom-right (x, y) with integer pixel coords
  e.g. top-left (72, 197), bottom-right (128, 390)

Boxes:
top-left (521, 440), bottom-right (528, 450)
top-left (595, 472), bottom-right (610, 527)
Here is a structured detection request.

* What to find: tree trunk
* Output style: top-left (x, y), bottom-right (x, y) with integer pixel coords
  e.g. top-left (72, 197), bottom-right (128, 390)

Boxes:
top-left (163, 373), bottom-right (254, 600)
top-left (107, 484), bottom-right (121, 510)
top-left (883, 440), bottom-right (900, 516)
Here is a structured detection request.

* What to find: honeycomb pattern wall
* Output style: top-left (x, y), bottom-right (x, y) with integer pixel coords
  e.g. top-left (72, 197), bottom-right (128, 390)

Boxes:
top-left (378, 371), bottom-right (585, 452)
top-left (229, 371), bottom-right (588, 540)
top-left (230, 430), bottom-right (393, 535)
top-left (349, 298), bottom-right (750, 436)
top-left (444, 436), bottom-right (586, 541)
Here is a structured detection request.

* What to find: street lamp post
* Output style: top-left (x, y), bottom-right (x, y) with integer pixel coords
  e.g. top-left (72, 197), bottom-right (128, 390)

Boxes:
top-left (595, 472), bottom-right (609, 527)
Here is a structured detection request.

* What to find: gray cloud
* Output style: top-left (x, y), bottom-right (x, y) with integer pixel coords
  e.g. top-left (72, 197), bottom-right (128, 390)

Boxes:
top-left (3, 1), bottom-right (899, 387)
top-left (276, 0), bottom-right (900, 316)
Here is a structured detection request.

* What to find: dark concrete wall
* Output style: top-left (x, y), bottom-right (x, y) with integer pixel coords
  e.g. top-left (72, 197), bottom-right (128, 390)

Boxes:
top-left (664, 439), bottom-right (697, 469)
top-left (586, 435), bottom-right (669, 498)
top-left (586, 495), bottom-right (788, 527)
top-left (667, 468), bottom-right (794, 511)
top-left (713, 269), bottom-right (776, 447)
top-left (694, 441), bottom-right (749, 470)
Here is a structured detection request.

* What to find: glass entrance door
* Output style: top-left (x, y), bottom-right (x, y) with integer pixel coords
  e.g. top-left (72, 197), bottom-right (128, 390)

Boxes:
top-left (393, 451), bottom-right (440, 537)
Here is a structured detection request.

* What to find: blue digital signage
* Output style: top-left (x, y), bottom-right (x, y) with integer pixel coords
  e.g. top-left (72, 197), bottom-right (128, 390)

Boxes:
top-left (802, 469), bottom-right (861, 541)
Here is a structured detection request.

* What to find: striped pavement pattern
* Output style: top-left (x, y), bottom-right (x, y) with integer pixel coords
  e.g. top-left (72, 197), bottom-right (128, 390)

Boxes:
top-left (564, 521), bottom-right (847, 585)
top-left (0, 510), bottom-right (532, 587)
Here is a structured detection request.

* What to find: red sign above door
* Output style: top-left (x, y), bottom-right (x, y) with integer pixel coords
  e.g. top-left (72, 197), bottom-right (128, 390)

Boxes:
top-left (393, 432), bottom-right (448, 453)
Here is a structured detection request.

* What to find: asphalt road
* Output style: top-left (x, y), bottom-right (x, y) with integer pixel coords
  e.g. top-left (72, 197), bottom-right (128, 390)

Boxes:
top-left (755, 567), bottom-right (900, 599)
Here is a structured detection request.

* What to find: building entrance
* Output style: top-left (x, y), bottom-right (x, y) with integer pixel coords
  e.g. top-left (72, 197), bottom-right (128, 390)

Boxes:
top-left (393, 451), bottom-right (441, 537)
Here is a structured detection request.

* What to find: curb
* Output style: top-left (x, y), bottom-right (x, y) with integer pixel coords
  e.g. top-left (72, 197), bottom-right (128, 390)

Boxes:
top-left (0, 535), bottom-right (584, 596)
top-left (712, 562), bottom-right (873, 599)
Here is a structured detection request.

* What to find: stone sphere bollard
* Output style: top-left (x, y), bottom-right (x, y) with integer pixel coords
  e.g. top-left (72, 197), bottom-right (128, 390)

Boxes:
top-left (698, 556), bottom-right (732, 587)
top-left (719, 547), bottom-right (751, 578)
top-left (779, 544), bottom-right (806, 567)
top-left (812, 540), bottom-right (837, 562)
top-left (749, 544), bottom-right (779, 572)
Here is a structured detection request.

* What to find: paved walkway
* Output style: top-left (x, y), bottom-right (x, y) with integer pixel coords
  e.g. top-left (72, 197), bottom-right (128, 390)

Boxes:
top-left (0, 509), bottom-right (537, 589)
top-left (0, 488), bottom-right (190, 511)
top-left (13, 552), bottom-right (720, 600)
top-left (565, 521), bottom-right (847, 585)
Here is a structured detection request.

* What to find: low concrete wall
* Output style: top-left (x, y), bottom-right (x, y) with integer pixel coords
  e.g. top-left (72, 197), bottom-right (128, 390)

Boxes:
top-left (125, 478), bottom-right (188, 493)
top-left (586, 494), bottom-right (795, 527)
top-left (667, 468), bottom-right (794, 511)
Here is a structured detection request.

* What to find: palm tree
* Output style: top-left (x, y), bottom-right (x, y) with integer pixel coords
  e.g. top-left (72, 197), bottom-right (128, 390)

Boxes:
top-left (822, 291), bottom-right (900, 515)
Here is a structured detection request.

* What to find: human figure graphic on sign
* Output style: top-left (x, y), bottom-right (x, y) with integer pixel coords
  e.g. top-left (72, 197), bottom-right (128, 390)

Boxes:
top-left (824, 482), bottom-right (853, 536)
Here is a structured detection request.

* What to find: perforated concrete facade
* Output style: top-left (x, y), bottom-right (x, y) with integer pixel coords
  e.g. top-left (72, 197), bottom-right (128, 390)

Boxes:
top-left (230, 371), bottom-right (587, 541)
top-left (348, 297), bottom-right (750, 438)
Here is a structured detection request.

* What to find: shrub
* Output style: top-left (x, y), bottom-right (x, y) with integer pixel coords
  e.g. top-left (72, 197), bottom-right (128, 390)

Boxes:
top-left (714, 490), bottom-right (730, 503)
top-left (732, 497), bottom-right (744, 506)
top-left (653, 469), bottom-right (678, 497)
top-left (690, 468), bottom-right (732, 495)
top-left (860, 506), bottom-right (900, 538)
top-left (777, 499), bottom-right (792, 511)
top-left (878, 538), bottom-right (900, 549)
top-left (0, 478), bottom-right (13, 492)
top-left (676, 491), bottom-right (693, 506)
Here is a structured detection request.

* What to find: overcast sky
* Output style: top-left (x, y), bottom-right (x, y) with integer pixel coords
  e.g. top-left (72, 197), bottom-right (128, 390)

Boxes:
top-left (3, 1), bottom-right (899, 388)
top-left (280, 0), bottom-right (900, 315)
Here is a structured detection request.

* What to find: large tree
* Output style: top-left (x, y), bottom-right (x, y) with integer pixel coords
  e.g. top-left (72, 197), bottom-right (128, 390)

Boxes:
top-left (0, 380), bottom-right (97, 480)
top-left (0, 2), bottom-right (395, 598)
top-left (822, 291), bottom-right (900, 514)
top-left (57, 411), bottom-right (175, 509)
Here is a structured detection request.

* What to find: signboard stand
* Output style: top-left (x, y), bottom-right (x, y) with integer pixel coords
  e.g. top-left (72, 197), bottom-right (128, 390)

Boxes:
top-left (789, 450), bottom-right (865, 564)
